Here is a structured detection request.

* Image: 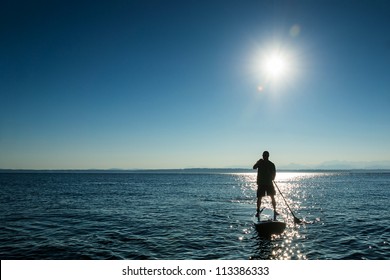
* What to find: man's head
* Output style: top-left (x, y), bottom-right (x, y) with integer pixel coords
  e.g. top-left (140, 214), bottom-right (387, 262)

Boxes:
top-left (262, 151), bottom-right (270, 160)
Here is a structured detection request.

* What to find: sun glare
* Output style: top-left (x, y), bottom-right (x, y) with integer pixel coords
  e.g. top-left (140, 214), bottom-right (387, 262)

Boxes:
top-left (251, 45), bottom-right (298, 92)
top-left (264, 51), bottom-right (289, 80)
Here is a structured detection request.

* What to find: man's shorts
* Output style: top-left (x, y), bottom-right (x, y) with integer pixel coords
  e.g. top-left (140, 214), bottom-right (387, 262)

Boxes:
top-left (257, 184), bottom-right (276, 197)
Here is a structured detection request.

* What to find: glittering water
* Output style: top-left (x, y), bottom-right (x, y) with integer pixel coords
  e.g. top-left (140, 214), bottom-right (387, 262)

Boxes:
top-left (0, 171), bottom-right (389, 259)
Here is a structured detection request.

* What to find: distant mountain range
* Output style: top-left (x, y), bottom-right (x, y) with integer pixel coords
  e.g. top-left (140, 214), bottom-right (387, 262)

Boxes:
top-left (279, 160), bottom-right (390, 170)
top-left (1, 161), bottom-right (390, 173)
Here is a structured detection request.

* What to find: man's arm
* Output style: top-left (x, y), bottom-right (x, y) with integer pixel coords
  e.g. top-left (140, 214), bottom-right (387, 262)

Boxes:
top-left (272, 163), bottom-right (276, 180)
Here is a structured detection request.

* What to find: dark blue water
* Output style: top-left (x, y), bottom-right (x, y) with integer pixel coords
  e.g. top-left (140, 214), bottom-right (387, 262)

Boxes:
top-left (0, 171), bottom-right (389, 259)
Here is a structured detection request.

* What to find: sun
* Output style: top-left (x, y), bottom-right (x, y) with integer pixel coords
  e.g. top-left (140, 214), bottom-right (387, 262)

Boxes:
top-left (251, 46), bottom-right (297, 91)
top-left (263, 51), bottom-right (289, 80)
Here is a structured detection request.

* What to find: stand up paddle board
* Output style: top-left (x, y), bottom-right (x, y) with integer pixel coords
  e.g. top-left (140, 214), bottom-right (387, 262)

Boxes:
top-left (254, 208), bottom-right (286, 236)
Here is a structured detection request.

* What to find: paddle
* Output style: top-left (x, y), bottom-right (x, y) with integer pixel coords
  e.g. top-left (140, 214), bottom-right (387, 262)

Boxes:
top-left (273, 181), bottom-right (303, 224)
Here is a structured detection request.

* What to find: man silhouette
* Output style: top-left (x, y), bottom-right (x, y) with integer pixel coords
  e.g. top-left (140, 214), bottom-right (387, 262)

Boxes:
top-left (253, 151), bottom-right (278, 220)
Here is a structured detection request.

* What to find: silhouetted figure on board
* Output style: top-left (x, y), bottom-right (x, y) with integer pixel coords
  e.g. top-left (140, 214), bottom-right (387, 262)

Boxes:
top-left (253, 151), bottom-right (278, 220)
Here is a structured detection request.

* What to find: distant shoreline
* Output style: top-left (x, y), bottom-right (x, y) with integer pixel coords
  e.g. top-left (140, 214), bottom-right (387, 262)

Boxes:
top-left (1, 168), bottom-right (389, 174)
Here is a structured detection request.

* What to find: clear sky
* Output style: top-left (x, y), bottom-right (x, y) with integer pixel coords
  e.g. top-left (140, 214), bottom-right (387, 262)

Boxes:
top-left (1, 0), bottom-right (390, 169)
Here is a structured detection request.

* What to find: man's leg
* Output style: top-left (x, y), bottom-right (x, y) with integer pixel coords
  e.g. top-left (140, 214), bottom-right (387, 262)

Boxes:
top-left (271, 195), bottom-right (278, 220)
top-left (256, 197), bottom-right (262, 217)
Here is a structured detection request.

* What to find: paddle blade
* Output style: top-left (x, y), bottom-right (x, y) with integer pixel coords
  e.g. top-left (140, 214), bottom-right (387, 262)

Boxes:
top-left (294, 216), bottom-right (303, 224)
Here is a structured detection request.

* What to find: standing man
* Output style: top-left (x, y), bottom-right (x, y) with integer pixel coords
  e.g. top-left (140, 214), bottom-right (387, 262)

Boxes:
top-left (253, 151), bottom-right (278, 220)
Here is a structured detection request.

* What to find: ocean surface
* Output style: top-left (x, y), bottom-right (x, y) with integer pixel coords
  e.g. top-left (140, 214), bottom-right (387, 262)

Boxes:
top-left (0, 171), bottom-right (389, 260)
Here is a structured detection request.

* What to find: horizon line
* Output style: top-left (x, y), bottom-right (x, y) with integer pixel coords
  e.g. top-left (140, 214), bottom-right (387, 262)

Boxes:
top-left (1, 167), bottom-right (390, 173)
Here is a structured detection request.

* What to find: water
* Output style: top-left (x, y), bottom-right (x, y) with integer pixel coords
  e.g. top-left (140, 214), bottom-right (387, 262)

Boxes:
top-left (0, 171), bottom-right (389, 260)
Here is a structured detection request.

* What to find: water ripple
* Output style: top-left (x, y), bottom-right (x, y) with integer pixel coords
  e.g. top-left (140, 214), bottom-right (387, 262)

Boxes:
top-left (0, 172), bottom-right (389, 259)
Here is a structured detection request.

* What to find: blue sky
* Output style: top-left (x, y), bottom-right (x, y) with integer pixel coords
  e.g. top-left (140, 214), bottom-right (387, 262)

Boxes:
top-left (1, 0), bottom-right (390, 169)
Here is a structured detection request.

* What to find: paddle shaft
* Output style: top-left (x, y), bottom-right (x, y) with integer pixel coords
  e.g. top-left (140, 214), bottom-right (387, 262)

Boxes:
top-left (273, 181), bottom-right (301, 222)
